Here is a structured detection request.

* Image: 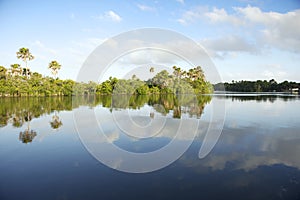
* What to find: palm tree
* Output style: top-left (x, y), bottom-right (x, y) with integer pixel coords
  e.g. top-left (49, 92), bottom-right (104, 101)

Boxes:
top-left (194, 66), bottom-right (204, 80)
top-left (172, 66), bottom-right (182, 79)
top-left (48, 60), bottom-right (61, 79)
top-left (16, 48), bottom-right (34, 76)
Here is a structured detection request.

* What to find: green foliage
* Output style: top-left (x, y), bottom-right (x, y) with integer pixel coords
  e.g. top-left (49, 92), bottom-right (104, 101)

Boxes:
top-left (136, 84), bottom-right (150, 95)
top-left (149, 86), bottom-right (160, 94)
top-left (0, 66), bottom-right (7, 80)
top-left (1, 48), bottom-right (213, 96)
top-left (16, 47), bottom-right (34, 71)
top-left (48, 60), bottom-right (61, 78)
top-left (215, 79), bottom-right (300, 92)
top-left (16, 47), bottom-right (34, 62)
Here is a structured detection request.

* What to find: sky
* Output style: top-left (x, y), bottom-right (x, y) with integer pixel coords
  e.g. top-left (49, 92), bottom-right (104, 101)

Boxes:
top-left (0, 0), bottom-right (299, 83)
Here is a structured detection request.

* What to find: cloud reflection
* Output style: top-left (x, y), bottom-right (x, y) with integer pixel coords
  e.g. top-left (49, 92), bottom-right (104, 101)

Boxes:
top-left (179, 125), bottom-right (300, 171)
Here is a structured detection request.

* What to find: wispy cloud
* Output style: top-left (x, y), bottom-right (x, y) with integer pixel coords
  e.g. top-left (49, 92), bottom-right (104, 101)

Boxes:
top-left (176, 6), bottom-right (207, 25)
top-left (137, 4), bottom-right (156, 12)
top-left (94, 10), bottom-right (122, 22)
top-left (204, 7), bottom-right (244, 25)
top-left (176, 0), bottom-right (185, 5)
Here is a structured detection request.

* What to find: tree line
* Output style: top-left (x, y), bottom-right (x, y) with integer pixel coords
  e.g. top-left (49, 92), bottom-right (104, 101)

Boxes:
top-left (0, 48), bottom-right (213, 97)
top-left (214, 79), bottom-right (300, 93)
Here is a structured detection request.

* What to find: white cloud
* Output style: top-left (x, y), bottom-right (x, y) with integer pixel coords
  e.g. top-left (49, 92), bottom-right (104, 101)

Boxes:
top-left (106, 10), bottom-right (122, 22)
top-left (235, 6), bottom-right (300, 52)
top-left (177, 6), bottom-right (207, 25)
top-left (201, 35), bottom-right (257, 54)
top-left (178, 6), bottom-right (300, 53)
top-left (95, 10), bottom-right (122, 22)
top-left (176, 0), bottom-right (185, 5)
top-left (177, 6), bottom-right (244, 25)
top-left (205, 7), bottom-right (244, 25)
top-left (137, 4), bottom-right (155, 12)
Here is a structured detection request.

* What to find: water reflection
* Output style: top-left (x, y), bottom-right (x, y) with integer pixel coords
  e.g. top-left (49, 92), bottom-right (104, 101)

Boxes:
top-left (18, 111), bottom-right (37, 143)
top-left (50, 111), bottom-right (63, 130)
top-left (0, 95), bottom-right (212, 129)
top-left (215, 93), bottom-right (299, 102)
top-left (0, 95), bottom-right (211, 144)
top-left (19, 130), bottom-right (37, 144)
top-left (0, 94), bottom-right (300, 199)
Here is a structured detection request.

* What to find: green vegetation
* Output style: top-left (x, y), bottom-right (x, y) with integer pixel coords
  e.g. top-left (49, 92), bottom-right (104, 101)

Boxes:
top-left (214, 79), bottom-right (300, 93)
top-left (16, 47), bottom-right (34, 73)
top-left (48, 60), bottom-right (61, 78)
top-left (0, 47), bottom-right (213, 97)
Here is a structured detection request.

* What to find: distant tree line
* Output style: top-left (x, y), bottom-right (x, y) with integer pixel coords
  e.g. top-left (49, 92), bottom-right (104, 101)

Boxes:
top-left (0, 47), bottom-right (213, 97)
top-left (214, 79), bottom-right (300, 92)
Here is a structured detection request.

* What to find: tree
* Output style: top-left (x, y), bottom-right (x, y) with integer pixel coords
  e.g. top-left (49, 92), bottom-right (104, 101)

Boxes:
top-left (132, 74), bottom-right (137, 80)
top-left (10, 64), bottom-right (21, 76)
top-left (152, 70), bottom-right (170, 89)
top-left (0, 66), bottom-right (7, 79)
top-left (150, 67), bottom-right (154, 73)
top-left (16, 48), bottom-right (34, 76)
top-left (172, 66), bottom-right (182, 80)
top-left (148, 67), bottom-right (155, 88)
top-left (48, 60), bottom-right (61, 78)
top-left (188, 66), bottom-right (204, 81)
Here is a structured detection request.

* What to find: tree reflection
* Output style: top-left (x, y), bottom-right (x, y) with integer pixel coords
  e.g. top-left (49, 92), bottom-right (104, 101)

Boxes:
top-left (109, 94), bottom-right (212, 119)
top-left (0, 97), bottom-right (83, 128)
top-left (19, 111), bottom-right (36, 144)
top-left (50, 111), bottom-right (62, 129)
top-left (19, 130), bottom-right (37, 144)
top-left (220, 95), bottom-right (296, 103)
top-left (0, 95), bottom-right (212, 132)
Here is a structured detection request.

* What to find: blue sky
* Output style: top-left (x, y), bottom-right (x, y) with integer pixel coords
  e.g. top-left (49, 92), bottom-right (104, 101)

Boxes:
top-left (0, 0), bottom-right (299, 82)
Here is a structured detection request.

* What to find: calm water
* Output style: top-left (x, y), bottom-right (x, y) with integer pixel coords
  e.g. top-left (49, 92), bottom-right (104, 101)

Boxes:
top-left (0, 94), bottom-right (300, 200)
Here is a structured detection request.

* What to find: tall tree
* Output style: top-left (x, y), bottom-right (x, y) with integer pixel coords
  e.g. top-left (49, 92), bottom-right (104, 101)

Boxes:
top-left (48, 60), bottom-right (61, 78)
top-left (16, 48), bottom-right (34, 74)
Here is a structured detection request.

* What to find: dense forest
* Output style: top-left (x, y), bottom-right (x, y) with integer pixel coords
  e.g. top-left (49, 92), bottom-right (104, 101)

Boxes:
top-left (0, 48), bottom-right (213, 97)
top-left (214, 79), bottom-right (300, 93)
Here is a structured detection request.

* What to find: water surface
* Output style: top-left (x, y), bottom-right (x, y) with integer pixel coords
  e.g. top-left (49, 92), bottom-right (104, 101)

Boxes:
top-left (0, 94), bottom-right (299, 200)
